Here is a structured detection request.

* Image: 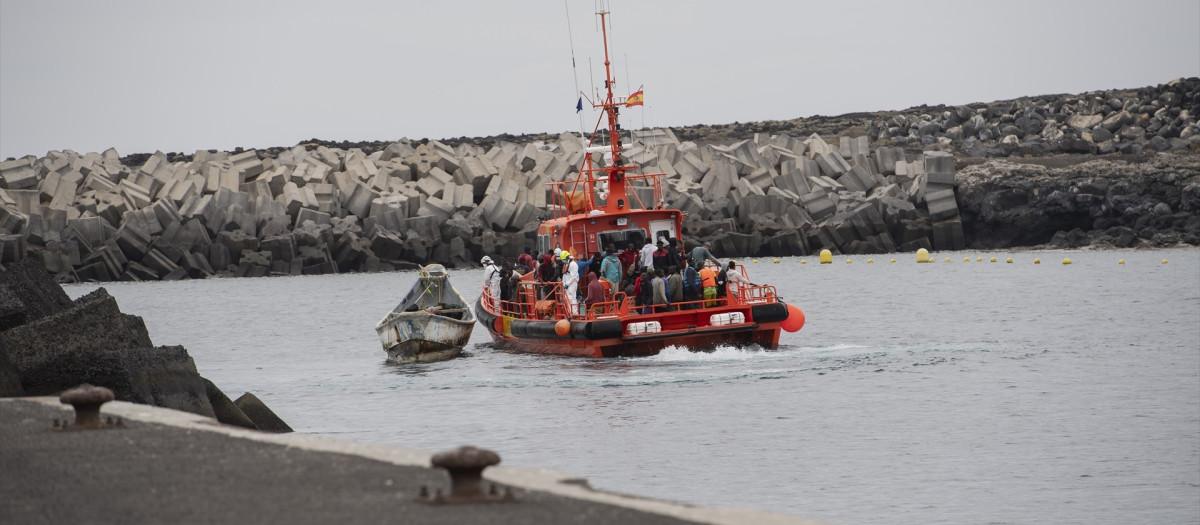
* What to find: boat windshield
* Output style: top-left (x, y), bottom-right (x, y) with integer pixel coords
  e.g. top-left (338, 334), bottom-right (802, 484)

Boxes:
top-left (597, 228), bottom-right (647, 252)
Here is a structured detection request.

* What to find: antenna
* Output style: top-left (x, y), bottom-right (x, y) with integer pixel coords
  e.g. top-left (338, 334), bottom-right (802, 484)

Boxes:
top-left (564, 0), bottom-right (584, 135)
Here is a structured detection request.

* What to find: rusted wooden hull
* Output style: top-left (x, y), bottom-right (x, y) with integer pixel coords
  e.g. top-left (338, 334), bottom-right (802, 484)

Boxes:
top-left (375, 264), bottom-right (475, 364)
top-left (378, 311), bottom-right (474, 363)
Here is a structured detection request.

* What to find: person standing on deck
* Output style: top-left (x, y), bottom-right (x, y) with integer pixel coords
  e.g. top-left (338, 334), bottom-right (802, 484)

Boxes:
top-left (585, 271), bottom-right (606, 315)
top-left (561, 252), bottom-right (580, 315)
top-left (638, 267), bottom-right (655, 314)
top-left (600, 248), bottom-right (622, 290)
top-left (682, 260), bottom-right (700, 310)
top-left (666, 238), bottom-right (683, 270)
top-left (618, 243), bottom-right (638, 276)
top-left (538, 252), bottom-right (556, 299)
top-left (498, 265), bottom-right (514, 309)
top-left (725, 261), bottom-right (753, 303)
top-left (689, 242), bottom-right (721, 270)
top-left (699, 264), bottom-right (718, 307)
top-left (652, 238), bottom-right (671, 271)
top-left (517, 246), bottom-right (534, 273)
top-left (651, 268), bottom-right (670, 313)
top-left (666, 265), bottom-right (683, 311)
top-left (639, 239), bottom-right (655, 272)
top-left (481, 256), bottom-right (500, 304)
top-left (587, 252), bottom-right (604, 278)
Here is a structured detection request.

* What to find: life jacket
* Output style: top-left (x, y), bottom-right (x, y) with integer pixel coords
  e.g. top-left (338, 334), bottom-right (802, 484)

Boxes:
top-left (700, 267), bottom-right (717, 288)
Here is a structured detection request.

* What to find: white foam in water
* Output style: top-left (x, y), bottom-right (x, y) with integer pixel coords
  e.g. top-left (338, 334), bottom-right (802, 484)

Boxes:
top-left (643, 344), bottom-right (767, 362)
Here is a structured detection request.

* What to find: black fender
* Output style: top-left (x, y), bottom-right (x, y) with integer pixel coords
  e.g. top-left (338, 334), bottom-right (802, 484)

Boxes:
top-left (510, 319), bottom-right (563, 339)
top-left (751, 302), bottom-right (788, 324)
top-left (475, 297), bottom-right (497, 329)
top-left (568, 319), bottom-right (622, 340)
top-left (587, 319), bottom-right (623, 339)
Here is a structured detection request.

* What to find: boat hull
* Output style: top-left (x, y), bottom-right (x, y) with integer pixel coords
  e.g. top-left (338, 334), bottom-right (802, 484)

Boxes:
top-left (378, 312), bottom-right (475, 364)
top-left (474, 297), bottom-right (781, 358)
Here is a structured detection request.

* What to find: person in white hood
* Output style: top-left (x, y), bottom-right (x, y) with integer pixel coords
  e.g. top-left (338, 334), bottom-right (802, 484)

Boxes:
top-left (561, 252), bottom-right (580, 315)
top-left (481, 256), bottom-right (500, 304)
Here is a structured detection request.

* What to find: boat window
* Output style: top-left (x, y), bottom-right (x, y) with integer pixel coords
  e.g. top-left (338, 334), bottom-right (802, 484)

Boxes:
top-left (597, 229), bottom-right (646, 252)
top-left (536, 234), bottom-right (551, 255)
top-left (648, 220), bottom-right (675, 244)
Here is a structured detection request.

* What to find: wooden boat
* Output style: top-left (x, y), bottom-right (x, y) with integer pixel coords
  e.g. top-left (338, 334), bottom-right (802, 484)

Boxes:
top-left (474, 9), bottom-right (804, 358)
top-left (376, 264), bottom-right (475, 363)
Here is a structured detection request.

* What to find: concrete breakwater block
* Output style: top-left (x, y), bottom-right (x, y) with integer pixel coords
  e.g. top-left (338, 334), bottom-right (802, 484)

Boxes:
top-left (6, 79), bottom-right (1198, 280)
top-left (234, 392), bottom-right (293, 433)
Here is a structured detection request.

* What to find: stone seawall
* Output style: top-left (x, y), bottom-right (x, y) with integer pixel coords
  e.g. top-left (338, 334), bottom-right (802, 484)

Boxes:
top-left (0, 78), bottom-right (1197, 282)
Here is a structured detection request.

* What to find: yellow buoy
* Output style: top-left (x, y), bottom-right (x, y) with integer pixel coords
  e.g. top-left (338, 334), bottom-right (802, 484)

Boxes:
top-left (916, 248), bottom-right (930, 263)
top-left (867, 259), bottom-right (874, 264)
top-left (773, 258), bottom-right (780, 264)
top-left (990, 257), bottom-right (997, 262)
top-left (801, 259), bottom-right (807, 265)
top-left (1006, 258), bottom-right (1013, 263)
top-left (963, 257), bottom-right (970, 262)
top-left (819, 249), bottom-right (832, 264)
top-left (890, 258), bottom-right (896, 263)
top-left (1118, 259), bottom-right (1125, 265)
top-left (846, 259), bottom-right (852, 264)
top-left (977, 257), bottom-right (983, 262)
top-left (1163, 259), bottom-right (1169, 264)
top-left (1062, 258), bottom-right (1072, 265)
top-left (752, 259), bottom-right (759, 264)
top-left (945, 257), bottom-right (951, 262)
top-left (1034, 258), bottom-right (1041, 264)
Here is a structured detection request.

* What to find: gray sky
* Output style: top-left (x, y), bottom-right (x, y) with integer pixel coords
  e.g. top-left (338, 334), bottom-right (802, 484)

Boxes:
top-left (2, 0), bottom-right (1198, 160)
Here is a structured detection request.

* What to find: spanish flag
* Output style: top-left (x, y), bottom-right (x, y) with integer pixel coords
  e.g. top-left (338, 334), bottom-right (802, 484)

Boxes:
top-left (625, 89), bottom-right (644, 108)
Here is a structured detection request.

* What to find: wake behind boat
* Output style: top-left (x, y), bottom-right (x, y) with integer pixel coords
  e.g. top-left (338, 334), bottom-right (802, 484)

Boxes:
top-left (474, 9), bottom-right (804, 358)
top-left (376, 264), bottom-right (475, 363)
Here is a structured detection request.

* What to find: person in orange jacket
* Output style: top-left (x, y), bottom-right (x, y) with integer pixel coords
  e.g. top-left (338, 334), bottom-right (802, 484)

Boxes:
top-left (699, 264), bottom-right (718, 307)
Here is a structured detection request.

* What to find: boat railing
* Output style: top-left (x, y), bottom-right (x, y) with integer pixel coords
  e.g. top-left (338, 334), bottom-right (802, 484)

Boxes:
top-left (582, 292), bottom-right (632, 319)
top-left (730, 264), bottom-right (779, 305)
top-left (734, 283), bottom-right (779, 305)
top-left (483, 278), bottom-right (640, 321)
top-left (482, 280), bottom-right (580, 321)
top-left (483, 270), bottom-right (777, 322)
top-left (546, 171), bottom-right (666, 219)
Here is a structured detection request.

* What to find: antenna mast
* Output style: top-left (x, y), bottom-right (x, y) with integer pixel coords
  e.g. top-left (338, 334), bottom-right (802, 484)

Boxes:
top-left (595, 9), bottom-right (628, 213)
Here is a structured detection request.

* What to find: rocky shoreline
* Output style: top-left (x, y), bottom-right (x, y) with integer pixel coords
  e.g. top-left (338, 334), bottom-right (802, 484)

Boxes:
top-left (0, 78), bottom-right (1197, 282)
top-left (0, 257), bottom-right (291, 431)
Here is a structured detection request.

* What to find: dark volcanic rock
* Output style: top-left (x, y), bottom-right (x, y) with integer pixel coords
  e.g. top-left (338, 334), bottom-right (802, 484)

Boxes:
top-left (0, 258), bottom-right (289, 430)
top-left (957, 155), bottom-right (1200, 249)
top-left (0, 258), bottom-right (74, 331)
top-left (0, 286), bottom-right (215, 417)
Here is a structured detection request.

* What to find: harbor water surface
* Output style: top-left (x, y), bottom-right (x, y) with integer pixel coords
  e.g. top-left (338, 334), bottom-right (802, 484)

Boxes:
top-left (65, 248), bottom-right (1200, 525)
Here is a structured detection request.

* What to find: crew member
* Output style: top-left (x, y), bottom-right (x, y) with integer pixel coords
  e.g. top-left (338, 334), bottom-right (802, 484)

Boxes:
top-left (481, 256), bottom-right (500, 304)
top-left (689, 241), bottom-right (721, 270)
top-left (561, 252), bottom-right (580, 315)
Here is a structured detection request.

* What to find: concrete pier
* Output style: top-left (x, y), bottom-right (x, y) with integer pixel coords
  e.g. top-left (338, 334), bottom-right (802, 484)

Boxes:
top-left (1, 397), bottom-right (823, 525)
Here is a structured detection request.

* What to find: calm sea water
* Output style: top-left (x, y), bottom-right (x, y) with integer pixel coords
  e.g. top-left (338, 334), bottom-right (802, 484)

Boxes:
top-left (65, 248), bottom-right (1200, 525)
